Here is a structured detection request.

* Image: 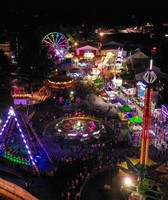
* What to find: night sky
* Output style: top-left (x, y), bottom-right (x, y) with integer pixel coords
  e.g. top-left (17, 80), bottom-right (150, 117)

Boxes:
top-left (1, 1), bottom-right (168, 30)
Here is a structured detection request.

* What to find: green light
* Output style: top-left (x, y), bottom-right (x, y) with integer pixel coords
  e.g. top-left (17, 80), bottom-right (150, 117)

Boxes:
top-left (3, 153), bottom-right (30, 166)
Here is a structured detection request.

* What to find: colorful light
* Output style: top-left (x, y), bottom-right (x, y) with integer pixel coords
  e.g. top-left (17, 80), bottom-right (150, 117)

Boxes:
top-left (161, 104), bottom-right (168, 118)
top-left (0, 107), bottom-right (39, 173)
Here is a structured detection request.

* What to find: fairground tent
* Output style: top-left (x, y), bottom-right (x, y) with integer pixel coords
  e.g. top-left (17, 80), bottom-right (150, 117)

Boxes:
top-left (119, 105), bottom-right (132, 112)
top-left (129, 116), bottom-right (143, 124)
top-left (93, 78), bottom-right (103, 83)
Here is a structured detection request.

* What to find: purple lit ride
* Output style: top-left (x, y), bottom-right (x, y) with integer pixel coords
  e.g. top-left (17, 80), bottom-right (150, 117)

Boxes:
top-left (0, 107), bottom-right (53, 175)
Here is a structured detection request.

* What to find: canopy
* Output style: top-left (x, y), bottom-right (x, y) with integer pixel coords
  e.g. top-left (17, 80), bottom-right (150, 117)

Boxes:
top-left (97, 83), bottom-right (105, 89)
top-left (119, 105), bottom-right (132, 112)
top-left (126, 112), bottom-right (134, 118)
top-left (93, 78), bottom-right (103, 83)
top-left (129, 116), bottom-right (143, 124)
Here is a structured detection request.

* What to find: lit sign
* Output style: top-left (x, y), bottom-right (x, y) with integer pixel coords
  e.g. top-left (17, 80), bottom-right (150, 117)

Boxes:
top-left (162, 104), bottom-right (168, 118)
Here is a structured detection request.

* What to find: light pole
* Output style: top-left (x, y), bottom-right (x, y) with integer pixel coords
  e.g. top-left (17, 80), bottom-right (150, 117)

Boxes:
top-left (98, 32), bottom-right (104, 52)
top-left (74, 42), bottom-right (78, 56)
top-left (99, 32), bottom-right (104, 42)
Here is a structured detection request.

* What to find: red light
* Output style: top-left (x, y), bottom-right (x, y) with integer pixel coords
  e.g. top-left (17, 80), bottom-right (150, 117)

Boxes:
top-left (152, 46), bottom-right (157, 54)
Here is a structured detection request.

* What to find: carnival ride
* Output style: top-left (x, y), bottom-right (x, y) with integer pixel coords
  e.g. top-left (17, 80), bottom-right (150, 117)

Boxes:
top-left (115, 47), bottom-right (123, 69)
top-left (11, 85), bottom-right (51, 105)
top-left (55, 112), bottom-right (105, 141)
top-left (45, 73), bottom-right (74, 89)
top-left (118, 60), bottom-right (168, 200)
top-left (0, 107), bottom-right (53, 176)
top-left (42, 32), bottom-right (70, 62)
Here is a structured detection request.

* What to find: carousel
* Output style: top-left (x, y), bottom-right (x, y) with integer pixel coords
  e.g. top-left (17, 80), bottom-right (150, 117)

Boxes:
top-left (45, 74), bottom-right (74, 89)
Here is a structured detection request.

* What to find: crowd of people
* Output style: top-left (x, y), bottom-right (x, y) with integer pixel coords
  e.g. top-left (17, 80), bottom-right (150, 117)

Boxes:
top-left (1, 76), bottom-right (168, 199)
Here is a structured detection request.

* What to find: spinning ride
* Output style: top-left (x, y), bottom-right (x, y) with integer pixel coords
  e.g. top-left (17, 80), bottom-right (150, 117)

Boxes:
top-left (55, 115), bottom-right (105, 141)
top-left (42, 32), bottom-right (70, 60)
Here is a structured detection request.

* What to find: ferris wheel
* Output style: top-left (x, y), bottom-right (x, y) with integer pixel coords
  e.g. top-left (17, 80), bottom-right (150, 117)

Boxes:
top-left (42, 32), bottom-right (70, 58)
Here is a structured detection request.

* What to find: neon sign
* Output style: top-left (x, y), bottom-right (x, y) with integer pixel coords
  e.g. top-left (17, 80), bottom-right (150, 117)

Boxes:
top-left (162, 104), bottom-right (168, 118)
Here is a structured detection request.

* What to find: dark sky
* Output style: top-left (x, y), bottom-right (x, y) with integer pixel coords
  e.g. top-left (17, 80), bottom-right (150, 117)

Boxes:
top-left (1, 1), bottom-right (168, 30)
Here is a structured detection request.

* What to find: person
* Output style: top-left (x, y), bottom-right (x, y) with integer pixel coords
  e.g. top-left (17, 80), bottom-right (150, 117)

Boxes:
top-left (25, 179), bottom-right (29, 190)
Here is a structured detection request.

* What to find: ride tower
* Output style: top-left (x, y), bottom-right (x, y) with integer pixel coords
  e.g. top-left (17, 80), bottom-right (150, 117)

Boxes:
top-left (119, 59), bottom-right (168, 200)
top-left (140, 59), bottom-right (157, 166)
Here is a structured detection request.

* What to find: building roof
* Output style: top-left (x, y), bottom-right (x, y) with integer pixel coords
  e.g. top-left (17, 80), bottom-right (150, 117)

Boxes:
top-left (77, 44), bottom-right (99, 50)
top-left (135, 65), bottom-right (168, 81)
top-left (128, 48), bottom-right (149, 59)
top-left (101, 41), bottom-right (124, 50)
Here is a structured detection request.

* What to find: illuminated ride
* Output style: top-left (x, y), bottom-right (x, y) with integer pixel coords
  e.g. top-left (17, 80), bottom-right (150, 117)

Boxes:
top-left (115, 47), bottom-right (123, 69)
top-left (42, 32), bottom-right (70, 61)
top-left (11, 85), bottom-right (51, 105)
top-left (0, 107), bottom-right (54, 176)
top-left (119, 60), bottom-right (168, 200)
top-left (55, 114), bottom-right (105, 141)
top-left (45, 74), bottom-right (74, 89)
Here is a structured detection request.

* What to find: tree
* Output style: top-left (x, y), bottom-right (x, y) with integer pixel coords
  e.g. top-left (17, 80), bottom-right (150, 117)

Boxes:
top-left (17, 29), bottom-right (56, 83)
top-left (0, 49), bottom-right (10, 73)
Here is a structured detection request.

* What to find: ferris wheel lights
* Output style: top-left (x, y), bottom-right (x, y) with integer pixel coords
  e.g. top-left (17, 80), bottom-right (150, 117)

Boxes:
top-left (42, 32), bottom-right (70, 62)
